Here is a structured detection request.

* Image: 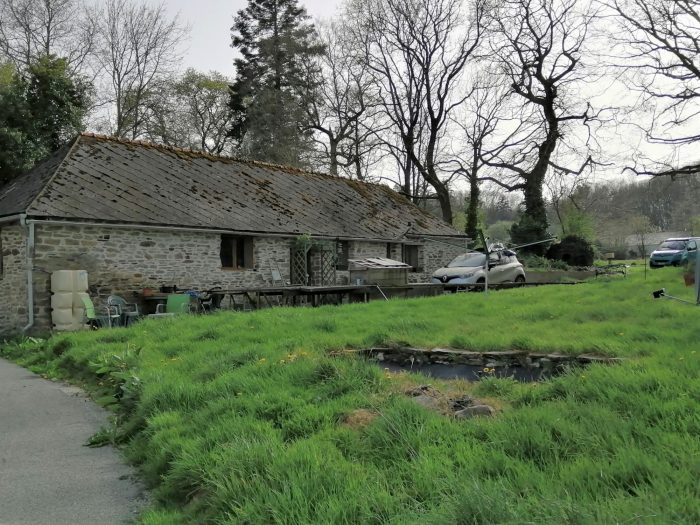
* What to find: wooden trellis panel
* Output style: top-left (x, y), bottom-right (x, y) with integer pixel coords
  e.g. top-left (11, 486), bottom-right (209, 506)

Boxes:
top-left (319, 249), bottom-right (337, 286)
top-left (290, 248), bottom-right (309, 285)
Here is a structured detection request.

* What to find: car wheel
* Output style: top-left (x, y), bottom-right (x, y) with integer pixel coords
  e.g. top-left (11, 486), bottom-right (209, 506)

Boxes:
top-left (469, 278), bottom-right (485, 292)
top-left (514, 275), bottom-right (526, 283)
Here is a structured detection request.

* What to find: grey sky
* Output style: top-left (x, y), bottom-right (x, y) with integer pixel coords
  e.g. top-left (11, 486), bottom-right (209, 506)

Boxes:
top-left (164, 0), bottom-right (342, 76)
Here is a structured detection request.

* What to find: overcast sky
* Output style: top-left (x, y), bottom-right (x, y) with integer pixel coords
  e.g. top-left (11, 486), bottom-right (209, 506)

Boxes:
top-left (164, 0), bottom-right (342, 76)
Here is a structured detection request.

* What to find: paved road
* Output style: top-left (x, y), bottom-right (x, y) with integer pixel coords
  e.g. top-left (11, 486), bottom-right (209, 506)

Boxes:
top-left (0, 359), bottom-right (145, 525)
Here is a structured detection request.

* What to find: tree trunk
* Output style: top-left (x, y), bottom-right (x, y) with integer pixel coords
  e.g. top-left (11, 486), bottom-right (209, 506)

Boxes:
top-left (465, 174), bottom-right (479, 240)
top-left (328, 139), bottom-right (338, 176)
top-left (402, 154), bottom-right (412, 200)
top-left (511, 103), bottom-right (559, 253)
top-left (424, 163), bottom-right (452, 224)
top-left (434, 177), bottom-right (453, 224)
top-left (523, 172), bottom-right (548, 234)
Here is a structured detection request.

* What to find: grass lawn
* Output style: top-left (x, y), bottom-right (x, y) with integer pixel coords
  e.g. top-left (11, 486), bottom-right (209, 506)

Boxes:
top-left (3, 265), bottom-right (700, 524)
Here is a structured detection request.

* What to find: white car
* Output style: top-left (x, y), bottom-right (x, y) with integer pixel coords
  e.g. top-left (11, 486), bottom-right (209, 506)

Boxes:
top-left (431, 250), bottom-right (526, 288)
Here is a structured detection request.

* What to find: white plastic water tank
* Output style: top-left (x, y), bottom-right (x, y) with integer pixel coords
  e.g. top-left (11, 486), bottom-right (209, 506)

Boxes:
top-left (52, 308), bottom-right (74, 326)
top-left (73, 270), bottom-right (88, 292)
top-left (51, 270), bottom-right (90, 331)
top-left (73, 292), bottom-right (89, 309)
top-left (51, 270), bottom-right (75, 293)
top-left (51, 292), bottom-right (74, 310)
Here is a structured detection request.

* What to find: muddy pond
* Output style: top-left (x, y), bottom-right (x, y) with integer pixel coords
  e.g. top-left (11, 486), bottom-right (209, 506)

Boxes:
top-left (360, 347), bottom-right (621, 383)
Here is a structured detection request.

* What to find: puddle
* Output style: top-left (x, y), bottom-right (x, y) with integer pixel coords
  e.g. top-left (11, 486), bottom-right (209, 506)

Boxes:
top-left (358, 347), bottom-right (621, 383)
top-left (379, 361), bottom-right (550, 382)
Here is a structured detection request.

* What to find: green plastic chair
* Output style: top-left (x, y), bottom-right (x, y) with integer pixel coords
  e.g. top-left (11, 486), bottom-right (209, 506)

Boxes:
top-left (155, 294), bottom-right (192, 315)
top-left (80, 295), bottom-right (121, 328)
top-left (108, 295), bottom-right (140, 326)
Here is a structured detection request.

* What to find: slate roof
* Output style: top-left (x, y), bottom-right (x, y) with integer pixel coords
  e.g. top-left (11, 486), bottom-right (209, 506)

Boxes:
top-left (0, 143), bottom-right (72, 218)
top-left (0, 133), bottom-right (464, 241)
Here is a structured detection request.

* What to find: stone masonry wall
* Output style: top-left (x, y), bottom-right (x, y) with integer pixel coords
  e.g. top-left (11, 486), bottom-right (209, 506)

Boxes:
top-left (12, 223), bottom-right (466, 333)
top-left (347, 239), bottom-right (464, 284)
top-left (0, 224), bottom-right (28, 335)
top-left (409, 239), bottom-right (465, 284)
top-left (335, 241), bottom-right (392, 284)
top-left (31, 224), bottom-right (295, 331)
top-left (349, 240), bottom-right (388, 260)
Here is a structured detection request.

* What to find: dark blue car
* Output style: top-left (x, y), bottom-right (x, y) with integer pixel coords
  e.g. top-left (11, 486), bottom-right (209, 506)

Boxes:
top-left (649, 238), bottom-right (698, 268)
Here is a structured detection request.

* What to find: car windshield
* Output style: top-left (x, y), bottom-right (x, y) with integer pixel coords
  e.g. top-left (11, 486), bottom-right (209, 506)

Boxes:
top-left (659, 241), bottom-right (686, 250)
top-left (447, 253), bottom-right (486, 268)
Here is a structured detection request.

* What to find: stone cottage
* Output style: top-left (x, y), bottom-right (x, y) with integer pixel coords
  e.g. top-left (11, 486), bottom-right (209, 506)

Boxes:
top-left (0, 133), bottom-right (467, 334)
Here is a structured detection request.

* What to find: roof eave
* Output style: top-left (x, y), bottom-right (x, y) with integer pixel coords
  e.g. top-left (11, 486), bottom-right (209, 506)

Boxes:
top-left (26, 217), bottom-right (457, 243)
top-left (0, 213), bottom-right (23, 225)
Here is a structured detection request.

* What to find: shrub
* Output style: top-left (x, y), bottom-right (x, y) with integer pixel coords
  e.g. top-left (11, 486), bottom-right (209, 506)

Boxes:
top-left (519, 254), bottom-right (551, 269)
top-left (510, 215), bottom-right (549, 255)
top-left (547, 235), bottom-right (594, 266)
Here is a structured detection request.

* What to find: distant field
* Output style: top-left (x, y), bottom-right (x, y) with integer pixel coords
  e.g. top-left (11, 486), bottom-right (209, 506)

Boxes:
top-left (3, 265), bottom-right (700, 524)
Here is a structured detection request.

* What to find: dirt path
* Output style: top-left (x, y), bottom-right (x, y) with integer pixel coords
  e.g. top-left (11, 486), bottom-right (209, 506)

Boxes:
top-left (0, 359), bottom-right (145, 525)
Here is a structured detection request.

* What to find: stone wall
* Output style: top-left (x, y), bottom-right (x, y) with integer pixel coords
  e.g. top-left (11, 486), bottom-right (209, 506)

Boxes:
top-left (30, 224), bottom-right (294, 331)
top-left (3, 222), bottom-right (467, 333)
top-left (346, 238), bottom-right (464, 284)
top-left (0, 224), bottom-right (28, 335)
top-left (410, 239), bottom-right (465, 283)
top-left (349, 240), bottom-right (388, 260)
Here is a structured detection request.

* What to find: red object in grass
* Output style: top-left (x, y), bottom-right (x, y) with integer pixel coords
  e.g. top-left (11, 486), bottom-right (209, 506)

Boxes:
top-left (683, 273), bottom-right (695, 287)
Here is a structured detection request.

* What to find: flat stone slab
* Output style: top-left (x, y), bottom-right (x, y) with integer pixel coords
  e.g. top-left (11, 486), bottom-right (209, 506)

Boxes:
top-left (0, 358), bottom-right (145, 525)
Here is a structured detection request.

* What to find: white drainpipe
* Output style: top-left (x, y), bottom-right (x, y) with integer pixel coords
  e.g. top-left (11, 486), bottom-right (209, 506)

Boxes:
top-left (20, 214), bottom-right (35, 333)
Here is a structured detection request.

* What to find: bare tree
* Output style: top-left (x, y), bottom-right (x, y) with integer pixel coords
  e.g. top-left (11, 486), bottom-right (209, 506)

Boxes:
top-left (347, 0), bottom-right (485, 223)
top-left (0, 0), bottom-right (96, 73)
top-left (609, 0), bottom-right (700, 177)
top-left (483, 0), bottom-right (598, 248)
top-left (92, 0), bottom-right (186, 139)
top-left (545, 165), bottom-right (593, 238)
top-left (449, 77), bottom-right (511, 239)
top-left (303, 20), bottom-right (383, 178)
top-left (630, 214), bottom-right (651, 278)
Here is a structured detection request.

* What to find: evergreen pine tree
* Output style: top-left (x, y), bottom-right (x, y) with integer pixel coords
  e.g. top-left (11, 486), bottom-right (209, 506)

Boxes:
top-left (230, 0), bottom-right (324, 167)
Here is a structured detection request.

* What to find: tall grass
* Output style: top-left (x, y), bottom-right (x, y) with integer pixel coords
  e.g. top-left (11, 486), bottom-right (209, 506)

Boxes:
top-left (3, 266), bottom-right (700, 524)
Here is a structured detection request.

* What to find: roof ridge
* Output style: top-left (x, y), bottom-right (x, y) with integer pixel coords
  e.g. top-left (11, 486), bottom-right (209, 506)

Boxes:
top-left (25, 136), bottom-right (83, 214)
top-left (79, 132), bottom-right (342, 180)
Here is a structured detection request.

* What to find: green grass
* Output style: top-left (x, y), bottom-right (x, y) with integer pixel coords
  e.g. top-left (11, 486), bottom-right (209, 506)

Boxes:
top-left (3, 265), bottom-right (700, 524)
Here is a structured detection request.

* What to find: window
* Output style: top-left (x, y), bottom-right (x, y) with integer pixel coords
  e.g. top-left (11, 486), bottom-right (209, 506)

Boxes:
top-left (220, 235), bottom-right (254, 269)
top-left (403, 244), bottom-right (423, 272)
top-left (336, 240), bottom-right (349, 271)
top-left (386, 243), bottom-right (400, 260)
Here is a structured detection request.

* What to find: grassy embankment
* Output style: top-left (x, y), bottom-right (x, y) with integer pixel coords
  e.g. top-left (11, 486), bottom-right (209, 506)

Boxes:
top-left (3, 265), bottom-right (700, 524)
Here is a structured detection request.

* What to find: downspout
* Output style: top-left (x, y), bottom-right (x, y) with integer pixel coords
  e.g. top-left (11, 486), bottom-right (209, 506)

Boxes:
top-left (20, 214), bottom-right (34, 333)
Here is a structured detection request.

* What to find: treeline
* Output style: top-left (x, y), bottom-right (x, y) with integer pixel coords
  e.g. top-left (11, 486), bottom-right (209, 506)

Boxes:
top-left (1, 0), bottom-right (699, 254)
top-left (449, 175), bottom-right (700, 255)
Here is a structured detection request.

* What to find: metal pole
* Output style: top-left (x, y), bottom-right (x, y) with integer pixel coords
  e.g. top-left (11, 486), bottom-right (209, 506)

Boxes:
top-left (478, 229), bottom-right (489, 295)
top-left (21, 214), bottom-right (35, 333)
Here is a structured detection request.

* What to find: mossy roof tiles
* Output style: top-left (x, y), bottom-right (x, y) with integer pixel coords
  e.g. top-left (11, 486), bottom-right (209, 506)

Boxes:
top-left (0, 133), bottom-right (464, 241)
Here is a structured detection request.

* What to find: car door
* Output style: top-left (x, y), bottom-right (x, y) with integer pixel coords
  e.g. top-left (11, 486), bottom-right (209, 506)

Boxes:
top-left (499, 254), bottom-right (520, 281)
top-left (487, 252), bottom-right (506, 283)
